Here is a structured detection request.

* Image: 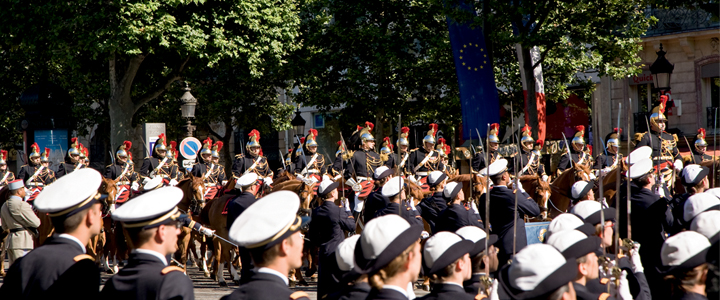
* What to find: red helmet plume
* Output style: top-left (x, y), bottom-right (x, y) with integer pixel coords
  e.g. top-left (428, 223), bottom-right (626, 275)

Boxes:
top-left (614, 128), bottom-right (622, 135)
top-left (214, 141), bottom-right (224, 152)
top-left (365, 121), bottom-right (374, 132)
top-left (574, 125), bottom-right (585, 133)
top-left (401, 126), bottom-right (410, 134)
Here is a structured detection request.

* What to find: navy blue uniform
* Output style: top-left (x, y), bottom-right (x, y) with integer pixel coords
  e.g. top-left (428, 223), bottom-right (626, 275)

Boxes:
top-left (401, 200), bottom-right (424, 226)
top-left (225, 191), bottom-right (260, 283)
top-left (140, 156), bottom-right (176, 180)
top-left (593, 153), bottom-right (623, 170)
top-left (18, 164), bottom-right (55, 188)
top-left (472, 151), bottom-right (500, 173)
top-left (0, 236), bottom-right (100, 299)
top-left (309, 200), bottom-right (355, 298)
top-left (364, 187), bottom-right (388, 224)
top-left (669, 193), bottom-right (691, 234)
top-left (435, 203), bottom-right (484, 233)
top-left (329, 282), bottom-right (371, 300)
top-left (100, 251), bottom-right (194, 300)
top-left (105, 161), bottom-right (138, 183)
top-left (346, 149), bottom-right (382, 179)
top-left (463, 273), bottom-right (483, 295)
top-left (557, 149), bottom-right (591, 172)
top-left (508, 149), bottom-right (546, 177)
top-left (56, 160), bottom-right (84, 178)
top-left (232, 154), bottom-right (274, 178)
top-left (417, 283), bottom-right (474, 300)
top-left (221, 271), bottom-right (311, 300)
top-left (479, 186), bottom-right (540, 265)
top-left (407, 148), bottom-right (444, 176)
top-left (366, 288), bottom-right (409, 300)
top-left (419, 192), bottom-right (447, 233)
top-left (574, 282), bottom-right (615, 300)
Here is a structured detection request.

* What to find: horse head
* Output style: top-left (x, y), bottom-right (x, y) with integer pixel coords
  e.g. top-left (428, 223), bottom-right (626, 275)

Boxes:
top-left (98, 177), bottom-right (118, 215)
top-left (520, 175), bottom-right (551, 221)
top-left (177, 174), bottom-right (206, 214)
top-left (405, 179), bottom-right (428, 206)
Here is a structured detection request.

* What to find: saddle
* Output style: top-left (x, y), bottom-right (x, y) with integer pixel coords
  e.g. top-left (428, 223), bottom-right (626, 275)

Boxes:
top-left (221, 196), bottom-right (232, 215)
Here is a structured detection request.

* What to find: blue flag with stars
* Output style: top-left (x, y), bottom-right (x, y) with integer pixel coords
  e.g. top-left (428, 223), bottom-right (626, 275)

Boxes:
top-left (447, 3), bottom-right (500, 140)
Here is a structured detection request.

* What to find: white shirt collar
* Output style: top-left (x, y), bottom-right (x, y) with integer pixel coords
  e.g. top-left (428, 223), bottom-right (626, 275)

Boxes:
top-left (57, 234), bottom-right (86, 253)
top-left (382, 284), bottom-right (409, 298)
top-left (258, 267), bottom-right (289, 286)
top-left (134, 249), bottom-right (168, 266)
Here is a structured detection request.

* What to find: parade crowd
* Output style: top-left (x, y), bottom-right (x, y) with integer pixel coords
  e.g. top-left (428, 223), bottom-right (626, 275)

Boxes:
top-left (0, 95), bottom-right (718, 300)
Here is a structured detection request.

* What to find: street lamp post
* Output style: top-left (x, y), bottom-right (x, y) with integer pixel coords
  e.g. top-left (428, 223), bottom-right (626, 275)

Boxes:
top-left (650, 43), bottom-right (674, 94)
top-left (291, 108), bottom-right (306, 147)
top-left (180, 83), bottom-right (198, 137)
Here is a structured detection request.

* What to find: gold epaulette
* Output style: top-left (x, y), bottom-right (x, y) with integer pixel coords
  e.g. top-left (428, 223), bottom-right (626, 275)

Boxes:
top-left (342, 150), bottom-right (354, 161)
top-left (683, 156), bottom-right (692, 164)
top-left (673, 133), bottom-right (678, 142)
top-left (73, 254), bottom-right (94, 262)
top-left (290, 291), bottom-right (309, 300)
top-left (410, 148), bottom-right (418, 152)
top-left (234, 154), bottom-right (244, 159)
top-left (600, 278), bottom-right (610, 285)
top-left (475, 294), bottom-right (488, 300)
top-left (599, 292), bottom-right (610, 300)
top-left (633, 132), bottom-right (646, 143)
top-left (161, 266), bottom-right (185, 275)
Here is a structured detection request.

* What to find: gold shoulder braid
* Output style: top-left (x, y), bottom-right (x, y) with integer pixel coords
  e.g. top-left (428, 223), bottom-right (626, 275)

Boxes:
top-left (366, 152), bottom-right (382, 177)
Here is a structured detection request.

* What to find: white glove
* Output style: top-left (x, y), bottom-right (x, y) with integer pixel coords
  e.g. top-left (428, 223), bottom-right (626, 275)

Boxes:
top-left (471, 202), bottom-right (480, 215)
top-left (109, 204), bottom-right (116, 214)
top-left (354, 196), bottom-right (364, 213)
top-left (199, 227), bottom-right (215, 237)
top-left (221, 180), bottom-right (228, 186)
top-left (333, 174), bottom-right (342, 181)
top-left (131, 182), bottom-right (140, 191)
top-left (513, 178), bottom-right (525, 193)
top-left (169, 179), bottom-right (178, 186)
top-left (654, 185), bottom-right (666, 198)
top-left (264, 177), bottom-right (273, 186)
top-left (489, 278), bottom-right (500, 300)
top-left (589, 172), bottom-right (597, 180)
top-left (617, 270), bottom-right (633, 300)
top-left (142, 177), bottom-right (151, 185)
top-left (421, 231), bottom-right (430, 239)
top-left (343, 198), bottom-right (351, 212)
top-left (674, 159), bottom-right (683, 172)
top-left (541, 174), bottom-right (549, 182)
top-left (25, 180), bottom-right (31, 187)
top-left (629, 243), bottom-right (643, 273)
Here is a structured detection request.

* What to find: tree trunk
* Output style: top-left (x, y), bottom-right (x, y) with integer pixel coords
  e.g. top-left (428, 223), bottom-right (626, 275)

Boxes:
top-left (375, 108), bottom-right (385, 149)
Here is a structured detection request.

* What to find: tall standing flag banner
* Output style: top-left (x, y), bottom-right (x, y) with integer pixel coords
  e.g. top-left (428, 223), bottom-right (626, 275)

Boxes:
top-left (447, 2), bottom-right (500, 140)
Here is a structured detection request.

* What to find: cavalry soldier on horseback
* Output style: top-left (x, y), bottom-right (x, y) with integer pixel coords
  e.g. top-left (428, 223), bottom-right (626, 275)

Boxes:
top-left (436, 138), bottom-right (455, 175)
top-left (126, 151), bottom-right (141, 193)
top-left (408, 123), bottom-right (445, 179)
top-left (105, 140), bottom-right (138, 205)
top-left (345, 122), bottom-right (382, 214)
top-left (557, 125), bottom-right (591, 175)
top-left (687, 128), bottom-right (712, 164)
top-left (396, 126), bottom-right (412, 176)
top-left (0, 149), bottom-right (16, 188)
top-left (101, 187), bottom-right (195, 300)
top-left (167, 141), bottom-right (184, 181)
top-left (232, 129), bottom-right (274, 189)
top-left (593, 127), bottom-right (624, 176)
top-left (18, 143), bottom-right (54, 201)
top-left (223, 191), bottom-right (311, 300)
top-left (380, 137), bottom-right (396, 169)
top-left (509, 125), bottom-right (547, 181)
top-left (472, 123), bottom-right (501, 173)
top-left (56, 137), bottom-right (84, 178)
top-left (211, 141), bottom-right (227, 185)
top-left (327, 142), bottom-right (345, 179)
top-left (79, 144), bottom-right (89, 167)
top-left (1, 169), bottom-right (104, 299)
top-left (140, 134), bottom-right (177, 185)
top-left (1, 179), bottom-right (41, 266)
top-left (193, 138), bottom-right (222, 199)
top-left (633, 96), bottom-right (683, 185)
top-left (294, 129), bottom-right (326, 182)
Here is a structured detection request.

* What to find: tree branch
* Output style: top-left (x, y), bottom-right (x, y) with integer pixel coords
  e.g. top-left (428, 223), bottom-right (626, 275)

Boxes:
top-left (120, 55), bottom-right (146, 99)
top-left (132, 55), bottom-right (190, 112)
top-left (109, 53), bottom-right (118, 97)
top-left (207, 123), bottom-right (224, 139)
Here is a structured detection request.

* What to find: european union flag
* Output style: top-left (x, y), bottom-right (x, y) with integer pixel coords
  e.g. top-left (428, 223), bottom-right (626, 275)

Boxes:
top-left (447, 3), bottom-right (500, 140)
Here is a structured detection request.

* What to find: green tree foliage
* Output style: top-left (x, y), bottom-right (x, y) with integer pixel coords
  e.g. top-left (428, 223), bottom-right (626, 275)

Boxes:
top-left (0, 0), bottom-right (301, 150)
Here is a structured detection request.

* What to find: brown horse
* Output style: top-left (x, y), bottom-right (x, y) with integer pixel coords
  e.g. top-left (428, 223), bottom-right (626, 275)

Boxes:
top-left (89, 177), bottom-right (121, 273)
top-left (548, 164), bottom-right (593, 218)
top-left (174, 175), bottom-right (206, 272)
top-left (596, 160), bottom-right (628, 207)
top-left (448, 174), bottom-right (489, 203)
top-left (200, 191), bottom-right (242, 286)
top-left (518, 175), bottom-right (552, 221)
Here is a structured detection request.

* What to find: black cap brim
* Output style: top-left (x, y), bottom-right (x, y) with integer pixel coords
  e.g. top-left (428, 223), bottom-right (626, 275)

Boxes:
top-left (682, 166), bottom-right (710, 186)
top-left (570, 180), bottom-right (595, 201)
top-left (576, 223), bottom-right (597, 237)
top-left (444, 182), bottom-right (463, 201)
top-left (498, 258), bottom-right (578, 299)
top-left (318, 181), bottom-right (340, 197)
top-left (424, 240), bottom-right (475, 275)
top-left (560, 236), bottom-right (602, 259)
top-left (264, 216), bottom-right (311, 250)
top-left (353, 224), bottom-right (424, 275)
top-left (582, 207), bottom-right (616, 225)
top-left (375, 169), bottom-right (393, 180)
top-left (657, 246), bottom-right (710, 275)
top-left (469, 234), bottom-right (499, 257)
top-left (428, 173), bottom-right (447, 188)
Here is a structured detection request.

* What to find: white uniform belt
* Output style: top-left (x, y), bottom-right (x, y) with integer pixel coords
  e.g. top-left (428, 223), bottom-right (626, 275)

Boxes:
top-left (116, 181), bottom-right (131, 185)
top-left (27, 182), bottom-right (44, 187)
top-left (357, 176), bottom-right (368, 182)
top-left (652, 156), bottom-right (674, 161)
top-left (416, 171), bottom-right (429, 176)
top-left (307, 170), bottom-right (320, 174)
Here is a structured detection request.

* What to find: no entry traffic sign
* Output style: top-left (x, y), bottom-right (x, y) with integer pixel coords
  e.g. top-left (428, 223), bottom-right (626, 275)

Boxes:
top-left (179, 137), bottom-right (201, 160)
